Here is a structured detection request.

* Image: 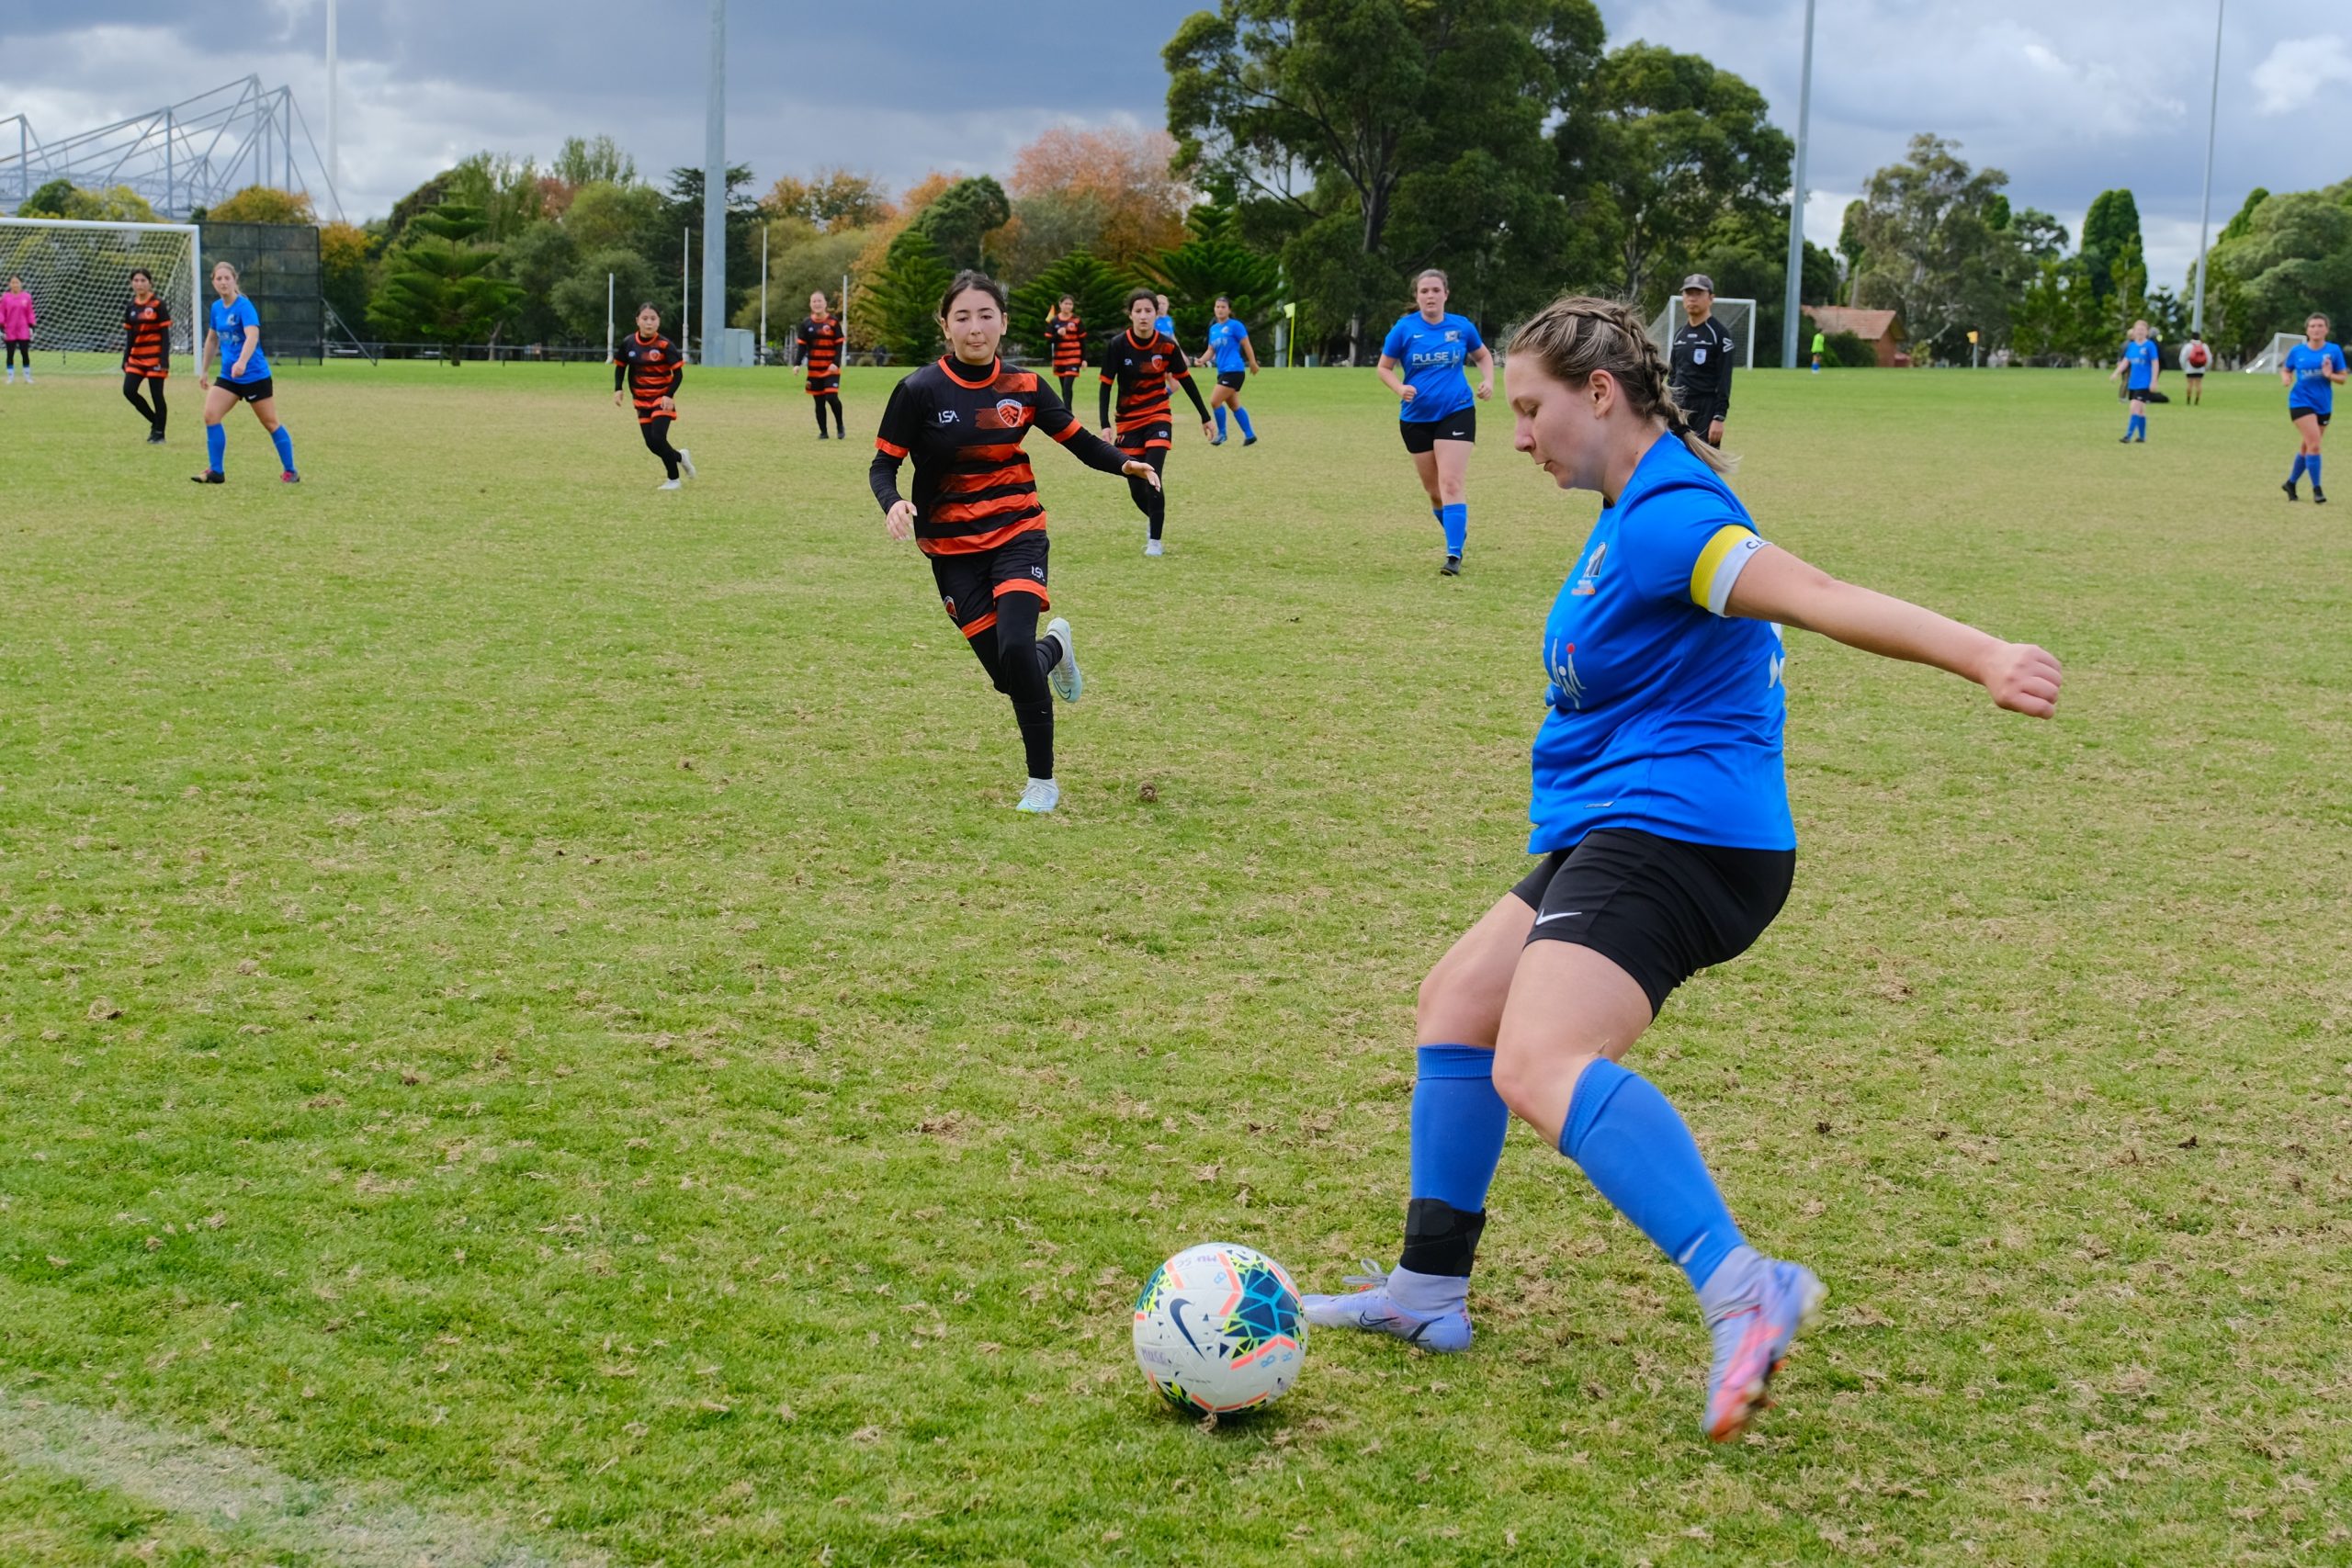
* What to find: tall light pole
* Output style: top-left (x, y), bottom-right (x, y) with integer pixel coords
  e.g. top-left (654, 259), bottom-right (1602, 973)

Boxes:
top-left (324, 0), bottom-right (338, 200)
top-left (1781, 0), bottom-right (1818, 371)
top-left (2190, 0), bottom-right (2225, 334)
top-left (702, 0), bottom-right (728, 366)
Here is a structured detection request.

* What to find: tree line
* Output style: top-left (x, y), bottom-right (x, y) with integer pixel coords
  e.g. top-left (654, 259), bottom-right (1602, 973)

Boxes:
top-left (14, 0), bottom-right (2345, 367)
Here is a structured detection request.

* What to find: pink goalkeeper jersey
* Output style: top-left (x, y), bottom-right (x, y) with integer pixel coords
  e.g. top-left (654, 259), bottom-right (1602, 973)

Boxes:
top-left (0, 291), bottom-right (33, 339)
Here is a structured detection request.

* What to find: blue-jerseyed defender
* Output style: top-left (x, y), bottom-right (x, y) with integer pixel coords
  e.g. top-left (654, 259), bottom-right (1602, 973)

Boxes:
top-left (1303, 295), bottom-right (2064, 1443)
top-left (1378, 268), bottom-right (1494, 575)
top-left (192, 259), bottom-right (298, 484)
top-left (2281, 310), bottom-right (2346, 503)
top-left (2112, 320), bottom-right (2161, 444)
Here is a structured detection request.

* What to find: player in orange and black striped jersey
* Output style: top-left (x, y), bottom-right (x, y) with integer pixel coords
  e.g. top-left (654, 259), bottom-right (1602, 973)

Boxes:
top-left (612, 302), bottom-right (695, 489)
top-left (121, 266), bottom-right (173, 445)
top-left (1099, 287), bottom-right (1212, 556)
top-left (795, 289), bottom-right (846, 439)
top-left (1043, 295), bottom-right (1085, 405)
top-left (871, 270), bottom-right (1164, 815)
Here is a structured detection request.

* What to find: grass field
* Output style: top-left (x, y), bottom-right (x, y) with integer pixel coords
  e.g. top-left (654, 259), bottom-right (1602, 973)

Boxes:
top-left (3, 359), bottom-right (2348, 1566)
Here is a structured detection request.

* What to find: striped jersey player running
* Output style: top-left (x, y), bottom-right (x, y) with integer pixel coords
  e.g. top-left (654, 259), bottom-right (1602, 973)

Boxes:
top-left (870, 271), bottom-right (1165, 814)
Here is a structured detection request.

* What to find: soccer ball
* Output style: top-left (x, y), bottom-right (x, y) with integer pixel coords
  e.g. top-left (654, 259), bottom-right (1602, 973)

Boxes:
top-left (1131, 1242), bottom-right (1307, 1415)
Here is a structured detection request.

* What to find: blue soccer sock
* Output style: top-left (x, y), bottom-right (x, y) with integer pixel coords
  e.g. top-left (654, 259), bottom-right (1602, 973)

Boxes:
top-left (2290, 455), bottom-right (2308, 484)
top-left (205, 423), bottom-right (226, 472)
top-left (2310, 455), bottom-right (2323, 488)
top-left (1558, 1057), bottom-right (1746, 1293)
top-left (1392, 1044), bottom-right (1509, 1299)
top-left (1214, 404), bottom-right (1228, 439)
top-left (1440, 502), bottom-right (1467, 557)
top-left (1233, 405), bottom-right (1254, 440)
top-left (270, 425), bottom-right (296, 473)
top-left (2130, 413), bottom-right (2147, 440)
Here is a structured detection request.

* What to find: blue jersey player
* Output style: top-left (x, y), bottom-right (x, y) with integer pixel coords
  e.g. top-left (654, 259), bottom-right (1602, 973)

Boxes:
top-left (2280, 311), bottom-right (2346, 503)
top-left (2111, 320), bottom-right (2161, 444)
top-left (1379, 269), bottom-right (1494, 575)
top-left (192, 259), bottom-right (298, 485)
top-left (1302, 296), bottom-right (2064, 1444)
top-left (1200, 296), bottom-right (1259, 446)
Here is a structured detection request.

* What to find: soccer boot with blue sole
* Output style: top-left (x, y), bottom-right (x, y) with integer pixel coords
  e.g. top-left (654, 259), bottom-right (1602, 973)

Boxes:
top-left (1702, 1257), bottom-right (1826, 1442)
top-left (1300, 1263), bottom-right (1473, 1353)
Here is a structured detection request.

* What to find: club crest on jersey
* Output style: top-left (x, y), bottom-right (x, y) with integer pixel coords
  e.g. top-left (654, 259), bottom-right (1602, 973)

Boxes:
top-left (1693, 347), bottom-right (1707, 364)
top-left (1571, 540), bottom-right (1608, 596)
top-left (978, 398), bottom-right (1031, 431)
top-left (1550, 640), bottom-right (1588, 710)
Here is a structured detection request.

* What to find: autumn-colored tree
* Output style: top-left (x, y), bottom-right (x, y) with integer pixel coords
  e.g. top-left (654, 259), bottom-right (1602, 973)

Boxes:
top-left (205, 186), bottom-right (317, 225)
top-left (1009, 128), bottom-right (1191, 265)
top-left (844, 173), bottom-right (961, 349)
top-left (767, 168), bottom-right (896, 231)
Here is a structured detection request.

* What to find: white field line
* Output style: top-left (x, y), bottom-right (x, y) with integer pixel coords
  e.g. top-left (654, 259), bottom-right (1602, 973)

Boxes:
top-left (1, 1388), bottom-right (605, 1567)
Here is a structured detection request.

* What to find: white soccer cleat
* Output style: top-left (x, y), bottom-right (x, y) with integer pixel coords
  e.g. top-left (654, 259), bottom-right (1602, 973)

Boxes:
top-left (1143, 538), bottom-right (1164, 558)
top-left (1014, 778), bottom-right (1060, 814)
top-left (657, 478), bottom-right (683, 491)
top-left (1045, 616), bottom-right (1081, 704)
top-left (677, 448), bottom-right (696, 479)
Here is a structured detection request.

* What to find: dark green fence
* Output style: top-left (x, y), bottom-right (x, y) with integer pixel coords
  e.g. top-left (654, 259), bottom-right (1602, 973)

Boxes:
top-left (203, 221), bottom-right (322, 363)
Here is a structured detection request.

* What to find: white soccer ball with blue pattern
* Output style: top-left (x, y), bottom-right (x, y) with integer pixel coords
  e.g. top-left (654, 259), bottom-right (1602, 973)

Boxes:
top-left (1132, 1242), bottom-right (1307, 1415)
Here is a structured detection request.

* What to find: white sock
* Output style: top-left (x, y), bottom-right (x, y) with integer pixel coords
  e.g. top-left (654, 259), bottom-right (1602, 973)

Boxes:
top-left (1385, 1264), bottom-right (1467, 1314)
top-left (1695, 1244), bottom-right (1766, 1322)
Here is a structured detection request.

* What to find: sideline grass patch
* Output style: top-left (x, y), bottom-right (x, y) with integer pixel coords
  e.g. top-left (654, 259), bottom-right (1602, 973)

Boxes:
top-left (3, 361), bottom-right (2348, 1563)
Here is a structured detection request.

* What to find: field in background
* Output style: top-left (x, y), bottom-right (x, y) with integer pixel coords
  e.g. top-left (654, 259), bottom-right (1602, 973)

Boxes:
top-left (3, 363), bottom-right (2347, 1564)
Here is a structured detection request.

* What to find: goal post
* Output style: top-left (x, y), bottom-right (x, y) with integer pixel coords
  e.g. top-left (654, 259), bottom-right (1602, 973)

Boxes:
top-left (1648, 298), bottom-right (1758, 369)
top-left (0, 217), bottom-right (201, 374)
top-left (2245, 333), bottom-right (2300, 375)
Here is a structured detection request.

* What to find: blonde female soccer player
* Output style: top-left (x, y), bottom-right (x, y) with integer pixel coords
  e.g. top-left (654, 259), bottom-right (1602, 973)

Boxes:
top-left (1303, 297), bottom-right (2063, 1442)
top-left (192, 261), bottom-right (298, 483)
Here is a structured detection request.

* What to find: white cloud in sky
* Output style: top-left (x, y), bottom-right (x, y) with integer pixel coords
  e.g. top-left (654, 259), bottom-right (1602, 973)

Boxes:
top-left (2250, 36), bottom-right (2352, 116)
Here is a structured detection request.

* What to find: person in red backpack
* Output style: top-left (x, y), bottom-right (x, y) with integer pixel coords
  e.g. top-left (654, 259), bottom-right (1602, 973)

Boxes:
top-left (2182, 332), bottom-right (2211, 404)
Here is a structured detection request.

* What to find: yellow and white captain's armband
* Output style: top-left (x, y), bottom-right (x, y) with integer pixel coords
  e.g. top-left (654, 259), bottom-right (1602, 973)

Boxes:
top-left (1688, 525), bottom-right (1766, 616)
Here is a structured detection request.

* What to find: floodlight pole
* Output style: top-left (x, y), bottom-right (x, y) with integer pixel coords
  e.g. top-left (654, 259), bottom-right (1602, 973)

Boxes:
top-left (1781, 0), bottom-right (1816, 371)
top-left (325, 0), bottom-right (338, 197)
top-left (2190, 0), bottom-right (2224, 335)
top-left (702, 0), bottom-right (727, 366)
top-left (759, 223), bottom-right (768, 363)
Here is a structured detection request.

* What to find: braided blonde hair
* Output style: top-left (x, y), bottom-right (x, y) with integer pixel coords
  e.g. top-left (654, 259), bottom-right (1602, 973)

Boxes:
top-left (1507, 296), bottom-right (1735, 475)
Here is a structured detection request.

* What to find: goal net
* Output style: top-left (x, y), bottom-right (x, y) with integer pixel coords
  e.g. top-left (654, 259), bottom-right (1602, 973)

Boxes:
top-left (0, 218), bottom-right (201, 373)
top-left (1647, 298), bottom-right (1758, 369)
top-left (2244, 333), bottom-right (2301, 375)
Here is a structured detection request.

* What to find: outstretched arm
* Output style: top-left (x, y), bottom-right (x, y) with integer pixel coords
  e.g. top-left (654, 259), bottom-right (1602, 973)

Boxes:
top-left (1725, 545), bottom-right (2062, 718)
top-left (1036, 396), bottom-right (1159, 487)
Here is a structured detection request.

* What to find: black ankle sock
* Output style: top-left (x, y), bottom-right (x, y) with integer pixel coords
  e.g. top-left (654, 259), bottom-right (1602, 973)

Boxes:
top-left (1398, 1197), bottom-right (1487, 1279)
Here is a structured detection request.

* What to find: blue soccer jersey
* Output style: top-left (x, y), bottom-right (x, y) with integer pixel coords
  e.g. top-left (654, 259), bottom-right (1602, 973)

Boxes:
top-left (2284, 341), bottom-right (2345, 415)
top-left (211, 295), bottom-right (270, 381)
top-left (1528, 434), bottom-right (1793, 854)
top-left (2121, 337), bottom-right (2159, 390)
top-left (1382, 311), bottom-right (1482, 422)
top-left (1207, 318), bottom-right (1250, 373)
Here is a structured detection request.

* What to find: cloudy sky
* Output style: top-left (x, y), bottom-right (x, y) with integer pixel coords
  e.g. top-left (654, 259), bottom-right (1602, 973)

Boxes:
top-left (2, 1), bottom-right (2337, 288)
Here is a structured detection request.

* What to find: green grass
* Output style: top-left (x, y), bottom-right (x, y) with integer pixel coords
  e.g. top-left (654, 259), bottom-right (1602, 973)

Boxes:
top-left (3, 360), bottom-right (2347, 1565)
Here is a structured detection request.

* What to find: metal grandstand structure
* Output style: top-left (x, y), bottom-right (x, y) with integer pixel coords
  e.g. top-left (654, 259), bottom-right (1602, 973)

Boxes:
top-left (1, 77), bottom-right (343, 222)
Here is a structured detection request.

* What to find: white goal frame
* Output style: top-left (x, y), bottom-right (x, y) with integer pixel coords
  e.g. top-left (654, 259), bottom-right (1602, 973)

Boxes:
top-left (0, 216), bottom-right (201, 372)
top-left (1647, 298), bottom-right (1758, 370)
top-left (2245, 333), bottom-right (2301, 375)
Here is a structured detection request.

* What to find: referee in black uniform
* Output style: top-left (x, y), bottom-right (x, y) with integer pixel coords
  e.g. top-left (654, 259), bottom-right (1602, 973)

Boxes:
top-left (1668, 273), bottom-right (1733, 447)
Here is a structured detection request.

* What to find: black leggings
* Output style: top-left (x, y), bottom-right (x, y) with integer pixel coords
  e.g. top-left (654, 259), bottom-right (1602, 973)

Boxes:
top-left (640, 417), bottom-right (682, 479)
top-left (962, 590), bottom-right (1062, 781)
top-left (811, 393), bottom-right (843, 435)
top-left (1125, 445), bottom-right (1170, 540)
top-left (124, 374), bottom-right (167, 432)
top-left (4, 341), bottom-right (27, 369)
top-left (1057, 374), bottom-right (1077, 406)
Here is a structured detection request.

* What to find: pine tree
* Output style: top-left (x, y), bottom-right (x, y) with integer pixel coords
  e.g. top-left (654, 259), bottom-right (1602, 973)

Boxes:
top-left (1008, 252), bottom-right (1138, 365)
top-left (1135, 204), bottom-right (1283, 345)
top-left (369, 203), bottom-right (522, 362)
top-left (864, 230), bottom-right (955, 363)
